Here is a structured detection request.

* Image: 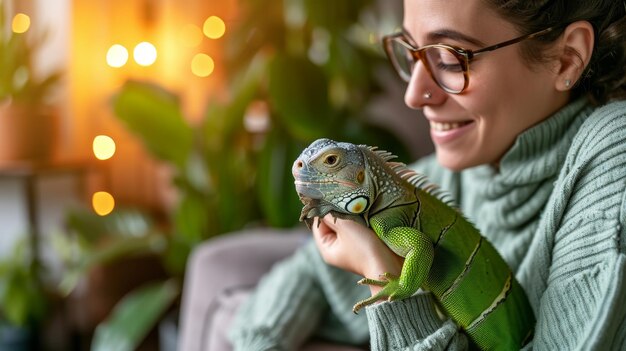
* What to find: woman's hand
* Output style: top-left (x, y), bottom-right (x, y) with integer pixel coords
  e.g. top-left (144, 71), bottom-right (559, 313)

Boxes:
top-left (311, 214), bottom-right (404, 294)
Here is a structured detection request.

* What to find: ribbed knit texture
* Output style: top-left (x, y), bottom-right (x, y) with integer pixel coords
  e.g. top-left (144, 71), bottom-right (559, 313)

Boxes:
top-left (228, 240), bottom-right (371, 350)
top-left (229, 99), bottom-right (626, 350)
top-left (366, 294), bottom-right (467, 350)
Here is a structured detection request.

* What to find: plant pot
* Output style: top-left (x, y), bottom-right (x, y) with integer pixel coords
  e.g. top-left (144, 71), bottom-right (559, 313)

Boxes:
top-left (0, 103), bottom-right (57, 163)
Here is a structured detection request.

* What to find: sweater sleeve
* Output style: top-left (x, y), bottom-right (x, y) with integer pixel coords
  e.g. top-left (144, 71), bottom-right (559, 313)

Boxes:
top-left (365, 292), bottom-right (468, 351)
top-left (521, 101), bottom-right (626, 350)
top-left (228, 240), bottom-right (329, 351)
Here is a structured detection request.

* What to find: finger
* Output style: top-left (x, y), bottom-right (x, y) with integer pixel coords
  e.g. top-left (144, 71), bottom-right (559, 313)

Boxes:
top-left (312, 217), bottom-right (337, 247)
top-left (321, 214), bottom-right (371, 241)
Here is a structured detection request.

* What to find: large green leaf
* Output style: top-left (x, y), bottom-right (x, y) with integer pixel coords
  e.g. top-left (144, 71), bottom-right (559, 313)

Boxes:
top-left (268, 54), bottom-right (332, 140)
top-left (65, 208), bottom-right (154, 243)
top-left (203, 53), bottom-right (267, 143)
top-left (0, 239), bottom-right (46, 327)
top-left (303, 0), bottom-right (373, 31)
top-left (173, 190), bottom-right (211, 243)
top-left (213, 148), bottom-right (260, 233)
top-left (91, 280), bottom-right (179, 351)
top-left (111, 81), bottom-right (193, 169)
top-left (257, 127), bottom-right (306, 227)
top-left (57, 235), bottom-right (167, 296)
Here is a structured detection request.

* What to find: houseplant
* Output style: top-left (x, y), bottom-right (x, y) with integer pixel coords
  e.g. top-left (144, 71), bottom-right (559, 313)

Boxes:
top-left (0, 3), bottom-right (61, 162)
top-left (0, 238), bottom-right (47, 351)
top-left (54, 207), bottom-right (177, 350)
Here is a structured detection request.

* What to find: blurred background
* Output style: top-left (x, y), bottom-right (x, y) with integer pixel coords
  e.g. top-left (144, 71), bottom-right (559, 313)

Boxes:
top-left (0, 0), bottom-right (432, 349)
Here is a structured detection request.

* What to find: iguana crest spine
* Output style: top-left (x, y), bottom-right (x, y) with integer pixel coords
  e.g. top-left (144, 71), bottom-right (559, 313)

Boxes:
top-left (367, 145), bottom-right (458, 210)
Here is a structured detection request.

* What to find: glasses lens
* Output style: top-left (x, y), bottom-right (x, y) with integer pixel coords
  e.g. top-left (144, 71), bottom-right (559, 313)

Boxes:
top-left (387, 39), bottom-right (415, 82)
top-left (423, 47), bottom-right (465, 93)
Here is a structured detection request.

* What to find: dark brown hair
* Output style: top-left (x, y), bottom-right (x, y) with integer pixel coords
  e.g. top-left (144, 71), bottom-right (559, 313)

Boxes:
top-left (484, 0), bottom-right (626, 105)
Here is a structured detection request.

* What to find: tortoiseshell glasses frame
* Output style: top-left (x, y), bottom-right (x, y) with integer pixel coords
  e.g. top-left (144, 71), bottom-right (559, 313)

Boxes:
top-left (382, 27), bottom-right (557, 94)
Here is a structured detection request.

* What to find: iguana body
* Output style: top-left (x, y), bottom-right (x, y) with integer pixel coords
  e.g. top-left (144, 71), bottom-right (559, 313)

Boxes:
top-left (292, 138), bottom-right (535, 350)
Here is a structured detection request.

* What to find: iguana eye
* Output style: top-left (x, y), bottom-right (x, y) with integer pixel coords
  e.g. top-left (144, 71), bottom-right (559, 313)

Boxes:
top-left (324, 154), bottom-right (338, 166)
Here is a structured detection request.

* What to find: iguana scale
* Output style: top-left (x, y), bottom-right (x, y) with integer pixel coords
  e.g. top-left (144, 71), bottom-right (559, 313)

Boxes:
top-left (292, 138), bottom-right (535, 350)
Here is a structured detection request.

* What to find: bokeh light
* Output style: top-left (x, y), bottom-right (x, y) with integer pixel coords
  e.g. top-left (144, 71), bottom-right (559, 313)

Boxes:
top-left (191, 53), bottom-right (215, 77)
top-left (92, 191), bottom-right (115, 216)
top-left (12, 13), bottom-right (30, 34)
top-left (133, 42), bottom-right (157, 66)
top-left (106, 44), bottom-right (129, 68)
top-left (93, 135), bottom-right (116, 160)
top-left (203, 16), bottom-right (226, 39)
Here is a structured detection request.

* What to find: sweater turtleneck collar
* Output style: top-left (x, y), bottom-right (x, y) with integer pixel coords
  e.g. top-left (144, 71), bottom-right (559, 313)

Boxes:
top-left (470, 98), bottom-right (590, 187)
top-left (461, 99), bottom-right (593, 267)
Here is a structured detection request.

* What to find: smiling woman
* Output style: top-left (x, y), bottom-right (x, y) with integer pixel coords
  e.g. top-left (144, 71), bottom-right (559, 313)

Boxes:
top-left (227, 0), bottom-right (626, 350)
top-left (399, 0), bottom-right (585, 171)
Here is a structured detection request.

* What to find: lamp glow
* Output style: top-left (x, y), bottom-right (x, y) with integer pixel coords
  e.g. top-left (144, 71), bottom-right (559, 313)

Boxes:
top-left (93, 135), bottom-right (116, 160)
top-left (203, 16), bottom-right (226, 39)
top-left (92, 191), bottom-right (115, 216)
top-left (191, 54), bottom-right (215, 77)
top-left (106, 45), bottom-right (129, 68)
top-left (12, 13), bottom-right (30, 34)
top-left (133, 42), bottom-right (157, 66)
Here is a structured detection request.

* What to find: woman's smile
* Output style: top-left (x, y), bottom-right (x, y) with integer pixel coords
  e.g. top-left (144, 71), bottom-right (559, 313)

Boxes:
top-left (429, 119), bottom-right (475, 144)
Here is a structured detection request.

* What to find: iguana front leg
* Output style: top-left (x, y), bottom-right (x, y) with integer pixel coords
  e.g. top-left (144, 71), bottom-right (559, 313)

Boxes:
top-left (353, 226), bottom-right (434, 313)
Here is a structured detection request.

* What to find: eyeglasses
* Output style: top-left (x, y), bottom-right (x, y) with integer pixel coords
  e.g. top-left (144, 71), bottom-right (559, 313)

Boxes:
top-left (382, 27), bottom-right (557, 94)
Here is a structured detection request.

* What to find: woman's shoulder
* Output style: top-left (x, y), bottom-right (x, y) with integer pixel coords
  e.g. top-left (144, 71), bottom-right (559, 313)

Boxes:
top-left (571, 100), bottom-right (626, 152)
top-left (542, 100), bottom-right (626, 283)
top-left (556, 99), bottom-right (626, 227)
top-left (564, 99), bottom-right (626, 170)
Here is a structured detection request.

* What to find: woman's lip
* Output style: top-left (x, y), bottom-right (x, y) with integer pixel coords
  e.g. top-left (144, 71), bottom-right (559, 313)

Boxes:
top-left (430, 120), bottom-right (472, 131)
top-left (429, 120), bottom-right (475, 145)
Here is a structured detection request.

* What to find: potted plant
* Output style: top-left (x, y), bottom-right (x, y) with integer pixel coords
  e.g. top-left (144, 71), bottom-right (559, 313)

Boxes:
top-left (0, 4), bottom-right (62, 162)
top-left (55, 208), bottom-right (178, 350)
top-left (0, 238), bottom-right (47, 351)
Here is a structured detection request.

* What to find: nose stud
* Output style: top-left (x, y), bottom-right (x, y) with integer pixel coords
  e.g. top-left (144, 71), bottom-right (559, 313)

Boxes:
top-left (423, 91), bottom-right (432, 99)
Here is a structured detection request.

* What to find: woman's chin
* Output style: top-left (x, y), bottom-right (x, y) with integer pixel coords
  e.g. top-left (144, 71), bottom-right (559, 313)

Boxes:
top-left (435, 149), bottom-right (477, 172)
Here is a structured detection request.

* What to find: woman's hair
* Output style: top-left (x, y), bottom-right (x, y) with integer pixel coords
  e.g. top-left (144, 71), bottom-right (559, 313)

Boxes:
top-left (484, 0), bottom-right (626, 105)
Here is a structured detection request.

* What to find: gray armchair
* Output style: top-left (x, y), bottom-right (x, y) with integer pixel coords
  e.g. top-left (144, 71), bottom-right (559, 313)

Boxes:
top-left (177, 228), bottom-right (367, 351)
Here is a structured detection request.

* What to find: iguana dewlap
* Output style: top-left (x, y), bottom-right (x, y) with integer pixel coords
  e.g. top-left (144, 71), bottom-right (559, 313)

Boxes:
top-left (292, 138), bottom-right (535, 350)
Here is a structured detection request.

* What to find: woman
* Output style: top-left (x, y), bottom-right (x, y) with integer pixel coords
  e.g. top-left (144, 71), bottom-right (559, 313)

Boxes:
top-left (229, 0), bottom-right (626, 349)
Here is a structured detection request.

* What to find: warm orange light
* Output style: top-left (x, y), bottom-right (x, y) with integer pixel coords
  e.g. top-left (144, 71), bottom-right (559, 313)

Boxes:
top-left (203, 16), bottom-right (225, 39)
top-left (133, 42), bottom-right (157, 66)
top-left (106, 44), bottom-right (129, 68)
top-left (191, 54), bottom-right (214, 77)
top-left (92, 191), bottom-right (115, 216)
top-left (93, 135), bottom-right (116, 160)
top-left (12, 13), bottom-right (30, 34)
top-left (180, 24), bottom-right (203, 47)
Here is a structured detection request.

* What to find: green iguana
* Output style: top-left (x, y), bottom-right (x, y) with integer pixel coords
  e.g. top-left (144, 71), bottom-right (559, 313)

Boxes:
top-left (292, 138), bottom-right (535, 350)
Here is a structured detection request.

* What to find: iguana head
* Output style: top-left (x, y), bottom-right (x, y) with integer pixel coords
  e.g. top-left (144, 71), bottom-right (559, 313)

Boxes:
top-left (292, 138), bottom-right (374, 227)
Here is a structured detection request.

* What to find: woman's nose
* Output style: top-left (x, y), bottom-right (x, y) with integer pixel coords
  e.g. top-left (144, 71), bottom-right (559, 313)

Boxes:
top-left (404, 62), bottom-right (441, 109)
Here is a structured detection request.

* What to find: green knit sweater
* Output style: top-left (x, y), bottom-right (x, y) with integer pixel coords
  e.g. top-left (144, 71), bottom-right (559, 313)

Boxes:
top-left (229, 98), bottom-right (626, 350)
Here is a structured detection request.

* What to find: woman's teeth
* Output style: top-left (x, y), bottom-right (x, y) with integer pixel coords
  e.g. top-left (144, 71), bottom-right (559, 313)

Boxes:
top-left (430, 121), bottom-right (469, 131)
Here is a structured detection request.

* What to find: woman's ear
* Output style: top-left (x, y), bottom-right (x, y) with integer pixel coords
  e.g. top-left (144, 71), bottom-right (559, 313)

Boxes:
top-left (555, 21), bottom-right (595, 91)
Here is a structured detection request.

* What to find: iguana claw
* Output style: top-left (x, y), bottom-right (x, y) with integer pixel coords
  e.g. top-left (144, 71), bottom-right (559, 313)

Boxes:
top-left (357, 273), bottom-right (398, 287)
top-left (352, 273), bottom-right (403, 314)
